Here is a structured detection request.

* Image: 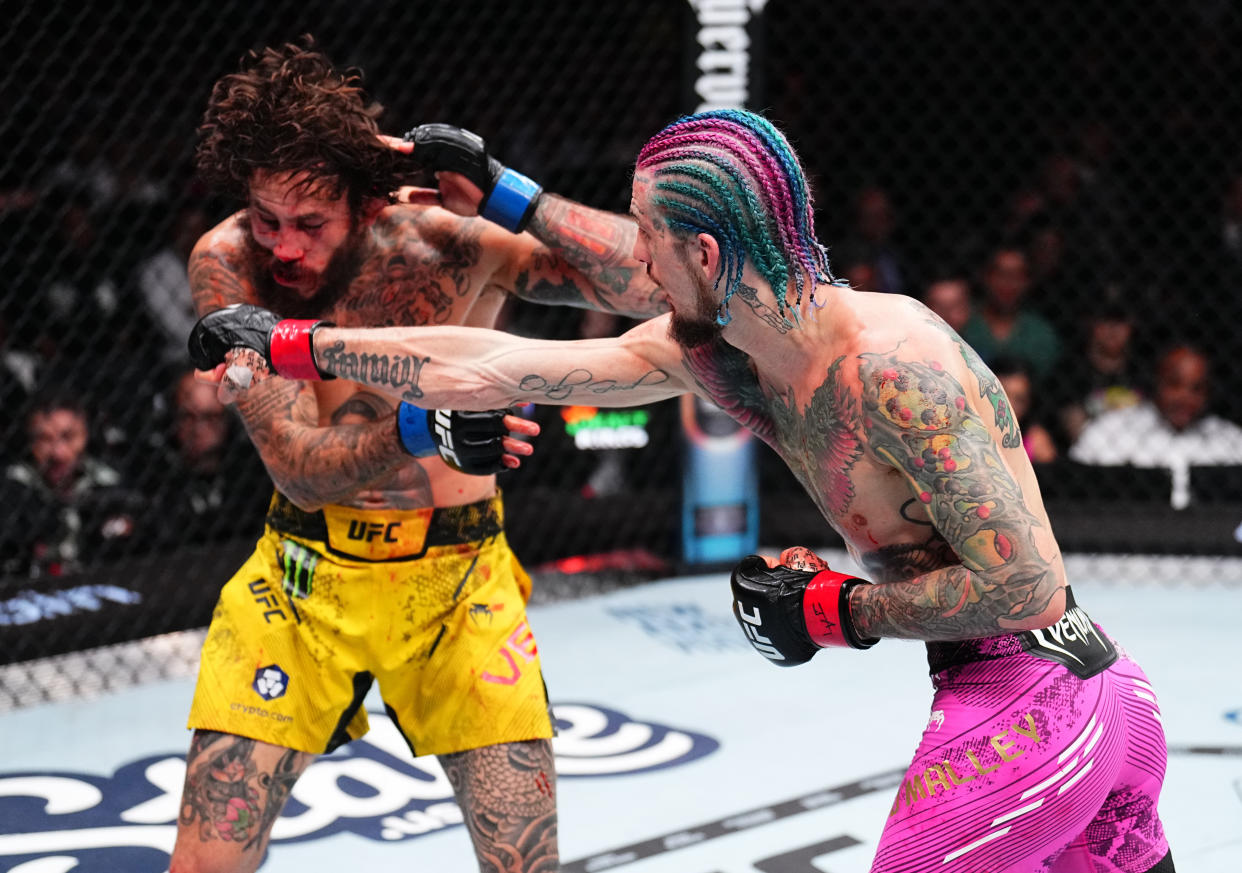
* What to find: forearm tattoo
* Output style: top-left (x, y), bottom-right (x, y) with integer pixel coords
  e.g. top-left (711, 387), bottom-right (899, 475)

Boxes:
top-left (852, 352), bottom-right (1054, 639)
top-left (318, 341), bottom-right (429, 401)
top-left (439, 740), bottom-right (557, 873)
top-left (318, 339), bottom-right (671, 405)
top-left (516, 367), bottom-right (671, 401)
top-left (179, 731), bottom-right (306, 850)
top-left (235, 377), bottom-right (412, 507)
top-left (524, 195), bottom-right (666, 317)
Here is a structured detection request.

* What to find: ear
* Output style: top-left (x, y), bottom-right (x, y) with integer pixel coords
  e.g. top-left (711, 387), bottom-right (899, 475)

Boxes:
top-left (695, 232), bottom-right (721, 281)
top-left (359, 196), bottom-right (388, 226)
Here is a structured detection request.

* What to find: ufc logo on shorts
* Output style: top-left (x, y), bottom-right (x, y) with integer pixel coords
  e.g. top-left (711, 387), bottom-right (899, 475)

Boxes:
top-left (433, 408), bottom-right (462, 467)
top-left (735, 602), bottom-right (785, 662)
top-left (346, 520), bottom-right (401, 542)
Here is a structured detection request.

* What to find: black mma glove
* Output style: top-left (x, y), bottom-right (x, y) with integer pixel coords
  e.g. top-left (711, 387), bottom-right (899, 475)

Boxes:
top-left (730, 554), bottom-right (879, 667)
top-left (403, 123), bottom-right (543, 233)
top-left (190, 306), bottom-right (516, 475)
top-left (188, 303), bottom-right (334, 380)
top-left (396, 404), bottom-right (516, 476)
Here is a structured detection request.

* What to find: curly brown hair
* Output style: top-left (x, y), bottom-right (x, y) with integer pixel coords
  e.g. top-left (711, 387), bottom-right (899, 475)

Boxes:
top-left (195, 35), bottom-right (409, 212)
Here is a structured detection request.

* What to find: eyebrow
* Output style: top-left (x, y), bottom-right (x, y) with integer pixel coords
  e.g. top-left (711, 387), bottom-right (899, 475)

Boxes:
top-left (251, 202), bottom-right (329, 222)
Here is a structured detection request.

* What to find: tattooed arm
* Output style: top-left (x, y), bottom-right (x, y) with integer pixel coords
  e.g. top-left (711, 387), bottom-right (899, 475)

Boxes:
top-left (484, 194), bottom-right (667, 318)
top-left (847, 345), bottom-right (1067, 641)
top-left (189, 229), bottom-right (414, 511)
top-left (309, 315), bottom-right (689, 410)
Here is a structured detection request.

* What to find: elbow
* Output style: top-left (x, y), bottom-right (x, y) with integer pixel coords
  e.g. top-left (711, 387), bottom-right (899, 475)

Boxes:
top-left (1007, 581), bottom-right (1067, 632)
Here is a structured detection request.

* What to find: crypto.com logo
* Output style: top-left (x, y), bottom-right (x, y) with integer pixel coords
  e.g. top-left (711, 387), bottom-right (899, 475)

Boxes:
top-left (0, 702), bottom-right (718, 873)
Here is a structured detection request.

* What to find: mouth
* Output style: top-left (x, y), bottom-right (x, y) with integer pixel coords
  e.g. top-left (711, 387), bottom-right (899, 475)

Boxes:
top-left (270, 260), bottom-right (305, 286)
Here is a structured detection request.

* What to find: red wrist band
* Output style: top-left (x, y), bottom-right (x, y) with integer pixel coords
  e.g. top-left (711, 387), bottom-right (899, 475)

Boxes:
top-left (803, 571), bottom-right (878, 649)
top-left (269, 319), bottom-right (324, 380)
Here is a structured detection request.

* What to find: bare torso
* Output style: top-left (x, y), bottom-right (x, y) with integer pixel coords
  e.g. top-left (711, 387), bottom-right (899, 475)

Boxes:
top-left (198, 202), bottom-right (515, 509)
top-left (683, 288), bottom-right (1057, 588)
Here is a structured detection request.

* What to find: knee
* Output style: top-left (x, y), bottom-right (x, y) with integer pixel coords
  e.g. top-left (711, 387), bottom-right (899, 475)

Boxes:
top-left (169, 846), bottom-right (260, 873)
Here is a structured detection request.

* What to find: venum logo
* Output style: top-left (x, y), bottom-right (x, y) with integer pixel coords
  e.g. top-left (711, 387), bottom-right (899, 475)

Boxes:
top-left (252, 665), bottom-right (289, 701)
top-left (0, 703), bottom-right (719, 872)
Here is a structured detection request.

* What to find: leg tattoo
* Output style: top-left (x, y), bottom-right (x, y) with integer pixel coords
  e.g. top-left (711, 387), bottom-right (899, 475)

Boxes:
top-left (440, 739), bottom-right (559, 873)
top-left (178, 730), bottom-right (310, 851)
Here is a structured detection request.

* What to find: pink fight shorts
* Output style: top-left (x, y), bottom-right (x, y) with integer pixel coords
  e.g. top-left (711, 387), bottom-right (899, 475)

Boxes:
top-left (874, 588), bottom-right (1171, 873)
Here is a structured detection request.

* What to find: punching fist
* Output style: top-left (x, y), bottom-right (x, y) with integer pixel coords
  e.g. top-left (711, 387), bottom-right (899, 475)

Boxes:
top-left (403, 123), bottom-right (543, 233)
top-left (188, 303), bottom-right (332, 381)
top-left (731, 550), bottom-right (879, 667)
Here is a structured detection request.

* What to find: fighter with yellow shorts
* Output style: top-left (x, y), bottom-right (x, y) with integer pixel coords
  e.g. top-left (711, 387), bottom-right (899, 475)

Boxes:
top-left (188, 492), bottom-right (554, 756)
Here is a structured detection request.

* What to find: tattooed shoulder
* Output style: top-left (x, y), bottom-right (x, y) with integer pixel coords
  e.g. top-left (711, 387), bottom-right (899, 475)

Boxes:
top-left (911, 301), bottom-right (1021, 447)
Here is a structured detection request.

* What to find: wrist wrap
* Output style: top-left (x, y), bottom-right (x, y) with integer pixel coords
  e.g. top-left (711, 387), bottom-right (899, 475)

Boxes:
top-left (803, 571), bottom-right (880, 649)
top-left (395, 401), bottom-right (437, 457)
top-left (269, 319), bottom-right (331, 381)
top-left (480, 168), bottom-right (543, 233)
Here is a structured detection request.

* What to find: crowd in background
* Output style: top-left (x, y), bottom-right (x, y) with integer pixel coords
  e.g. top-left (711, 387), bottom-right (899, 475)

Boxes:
top-left (3, 2), bottom-right (1242, 579)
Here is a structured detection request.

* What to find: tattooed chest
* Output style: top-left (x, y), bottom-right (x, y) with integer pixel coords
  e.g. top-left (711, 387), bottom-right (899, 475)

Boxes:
top-left (331, 251), bottom-right (479, 328)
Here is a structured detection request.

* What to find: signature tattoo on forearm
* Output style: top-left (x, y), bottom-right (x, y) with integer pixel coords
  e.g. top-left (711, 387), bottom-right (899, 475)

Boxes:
top-left (517, 367), bottom-right (670, 401)
top-left (852, 352), bottom-right (1053, 639)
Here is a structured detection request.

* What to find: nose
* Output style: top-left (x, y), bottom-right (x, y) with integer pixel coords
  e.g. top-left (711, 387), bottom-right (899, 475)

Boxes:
top-left (632, 236), bottom-right (650, 265)
top-left (273, 230), bottom-right (304, 262)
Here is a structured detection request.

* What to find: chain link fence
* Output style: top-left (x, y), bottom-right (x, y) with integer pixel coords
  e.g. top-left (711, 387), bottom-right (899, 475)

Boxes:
top-left (2, 1), bottom-right (1241, 705)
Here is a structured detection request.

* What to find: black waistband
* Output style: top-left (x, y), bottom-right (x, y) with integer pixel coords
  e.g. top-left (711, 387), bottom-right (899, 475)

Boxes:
top-left (925, 586), bottom-right (1117, 679)
top-left (265, 491), bottom-right (504, 550)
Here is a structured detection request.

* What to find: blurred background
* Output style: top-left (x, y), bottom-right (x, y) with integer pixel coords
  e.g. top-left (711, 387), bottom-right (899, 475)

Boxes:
top-left (3, 0), bottom-right (1242, 699)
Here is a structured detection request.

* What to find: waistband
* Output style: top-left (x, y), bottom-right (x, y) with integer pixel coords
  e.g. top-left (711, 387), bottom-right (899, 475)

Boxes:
top-left (925, 585), bottom-right (1115, 678)
top-left (265, 491), bottom-right (505, 562)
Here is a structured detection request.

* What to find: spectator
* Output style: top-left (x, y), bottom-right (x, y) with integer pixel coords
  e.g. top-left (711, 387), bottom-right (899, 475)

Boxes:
top-left (1069, 344), bottom-right (1242, 508)
top-left (1053, 293), bottom-right (1145, 447)
top-left (992, 357), bottom-right (1057, 464)
top-left (960, 245), bottom-right (1062, 385)
top-left (4, 391), bottom-right (143, 575)
top-left (921, 276), bottom-right (973, 335)
top-left (131, 200), bottom-right (213, 368)
top-left (831, 185), bottom-right (915, 294)
top-left (139, 371), bottom-right (269, 546)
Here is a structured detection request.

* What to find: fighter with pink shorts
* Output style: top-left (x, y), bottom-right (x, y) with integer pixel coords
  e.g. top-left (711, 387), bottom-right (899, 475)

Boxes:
top-left (875, 588), bottom-right (1171, 872)
top-left (732, 562), bottom-right (1174, 873)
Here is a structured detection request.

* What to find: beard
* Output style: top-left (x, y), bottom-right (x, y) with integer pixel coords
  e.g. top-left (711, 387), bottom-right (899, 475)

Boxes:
top-left (245, 221), bottom-right (369, 319)
top-left (667, 275), bottom-right (724, 349)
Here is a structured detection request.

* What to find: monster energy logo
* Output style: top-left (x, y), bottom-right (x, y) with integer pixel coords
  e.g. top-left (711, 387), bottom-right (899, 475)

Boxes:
top-left (281, 540), bottom-right (320, 599)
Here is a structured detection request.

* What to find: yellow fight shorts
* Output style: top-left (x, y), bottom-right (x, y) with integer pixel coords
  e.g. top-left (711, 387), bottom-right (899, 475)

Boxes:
top-left (187, 492), bottom-right (554, 756)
